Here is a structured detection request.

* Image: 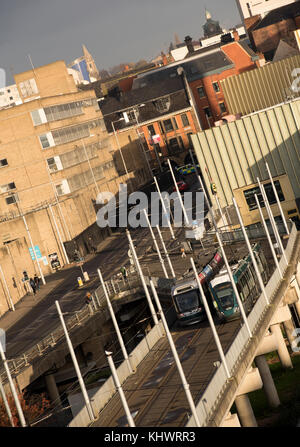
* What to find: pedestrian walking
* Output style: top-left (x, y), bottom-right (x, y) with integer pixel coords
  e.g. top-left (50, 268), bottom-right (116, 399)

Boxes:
top-left (120, 266), bottom-right (128, 281)
top-left (85, 292), bottom-right (92, 306)
top-left (29, 277), bottom-right (37, 295)
top-left (34, 273), bottom-right (40, 290)
top-left (181, 247), bottom-right (186, 258)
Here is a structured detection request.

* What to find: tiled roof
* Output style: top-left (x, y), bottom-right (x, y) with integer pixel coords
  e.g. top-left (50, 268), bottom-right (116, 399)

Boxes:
top-left (132, 49), bottom-right (233, 88)
top-left (100, 77), bottom-right (185, 115)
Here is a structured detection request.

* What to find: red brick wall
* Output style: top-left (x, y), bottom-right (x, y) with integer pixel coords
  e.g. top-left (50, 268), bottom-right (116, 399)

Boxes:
top-left (140, 110), bottom-right (198, 157)
top-left (252, 18), bottom-right (297, 53)
top-left (189, 43), bottom-right (257, 129)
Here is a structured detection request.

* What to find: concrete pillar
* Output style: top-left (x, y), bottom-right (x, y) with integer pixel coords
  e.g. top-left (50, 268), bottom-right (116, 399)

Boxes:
top-left (270, 324), bottom-right (293, 369)
top-left (254, 355), bottom-right (280, 408)
top-left (235, 394), bottom-right (258, 427)
top-left (283, 319), bottom-right (297, 349)
top-left (45, 373), bottom-right (62, 408)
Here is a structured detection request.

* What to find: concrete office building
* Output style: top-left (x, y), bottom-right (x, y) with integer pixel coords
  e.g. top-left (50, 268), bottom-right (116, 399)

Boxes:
top-left (0, 83), bottom-right (22, 109)
top-left (192, 98), bottom-right (300, 227)
top-left (0, 61), bottom-right (147, 315)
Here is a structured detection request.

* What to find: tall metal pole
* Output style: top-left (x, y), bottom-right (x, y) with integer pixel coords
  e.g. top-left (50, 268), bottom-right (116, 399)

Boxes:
top-left (143, 210), bottom-right (168, 279)
top-left (55, 301), bottom-right (94, 422)
top-left (156, 225), bottom-right (176, 278)
top-left (0, 265), bottom-right (15, 311)
top-left (190, 258), bottom-right (231, 378)
top-left (81, 138), bottom-right (100, 197)
top-left (257, 178), bottom-right (288, 264)
top-left (112, 121), bottom-right (129, 177)
top-left (167, 159), bottom-right (190, 226)
top-left (265, 162), bottom-right (289, 235)
top-left (0, 378), bottom-right (15, 427)
top-left (149, 280), bottom-right (200, 427)
top-left (49, 204), bottom-right (70, 265)
top-left (0, 340), bottom-right (26, 427)
top-left (105, 351), bottom-right (135, 427)
top-left (215, 232), bottom-right (252, 337)
top-left (132, 108), bottom-right (153, 178)
top-left (126, 229), bottom-right (159, 326)
top-left (215, 195), bottom-right (227, 230)
top-left (232, 197), bottom-right (269, 305)
top-left (97, 269), bottom-right (132, 374)
top-left (45, 161), bottom-right (71, 241)
top-left (189, 150), bottom-right (219, 234)
top-left (153, 176), bottom-right (175, 239)
top-left (22, 214), bottom-right (46, 285)
top-left (255, 194), bottom-right (283, 279)
top-left (257, 177), bottom-right (282, 251)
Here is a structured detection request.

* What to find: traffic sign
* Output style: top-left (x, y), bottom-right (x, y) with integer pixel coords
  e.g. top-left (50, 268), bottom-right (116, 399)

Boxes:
top-left (29, 245), bottom-right (42, 260)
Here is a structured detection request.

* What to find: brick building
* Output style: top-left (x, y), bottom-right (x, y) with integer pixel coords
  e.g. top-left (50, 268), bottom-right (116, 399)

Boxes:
top-left (99, 77), bottom-right (201, 167)
top-left (132, 38), bottom-right (259, 130)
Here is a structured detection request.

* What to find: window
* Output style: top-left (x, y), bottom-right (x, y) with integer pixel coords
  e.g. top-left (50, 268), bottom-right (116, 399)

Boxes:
top-left (148, 125), bottom-right (155, 136)
top-left (187, 133), bottom-right (193, 147)
top-left (9, 96), bottom-right (13, 100)
top-left (19, 78), bottom-right (38, 98)
top-left (203, 107), bottom-right (212, 118)
top-left (243, 180), bottom-right (285, 211)
top-left (158, 121), bottom-right (164, 134)
top-left (123, 110), bottom-right (136, 123)
top-left (0, 159), bottom-right (8, 167)
top-left (1, 182), bottom-right (16, 193)
top-left (5, 194), bottom-right (19, 205)
top-left (153, 96), bottom-right (170, 113)
top-left (219, 102), bottom-right (226, 114)
top-left (172, 118), bottom-right (178, 130)
top-left (163, 119), bottom-right (174, 132)
top-left (168, 137), bottom-right (183, 154)
top-left (7, 89), bottom-right (10, 93)
top-left (181, 113), bottom-right (190, 127)
top-left (51, 119), bottom-right (103, 146)
top-left (213, 82), bottom-right (220, 93)
top-left (31, 109), bottom-right (47, 126)
top-left (39, 132), bottom-right (55, 149)
top-left (197, 86), bottom-right (205, 98)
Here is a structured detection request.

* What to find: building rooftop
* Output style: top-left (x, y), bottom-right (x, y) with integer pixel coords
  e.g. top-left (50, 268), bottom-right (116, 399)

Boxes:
top-left (132, 48), bottom-right (233, 88)
top-left (252, 1), bottom-right (300, 31)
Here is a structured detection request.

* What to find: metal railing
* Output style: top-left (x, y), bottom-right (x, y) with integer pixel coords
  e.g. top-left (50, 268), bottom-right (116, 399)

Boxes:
top-left (186, 222), bottom-right (298, 427)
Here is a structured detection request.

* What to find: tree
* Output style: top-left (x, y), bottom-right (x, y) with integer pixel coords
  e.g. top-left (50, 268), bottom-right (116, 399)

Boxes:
top-left (0, 391), bottom-right (51, 426)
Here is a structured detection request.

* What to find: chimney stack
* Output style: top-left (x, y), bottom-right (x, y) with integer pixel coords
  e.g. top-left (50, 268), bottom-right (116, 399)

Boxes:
top-left (232, 29), bottom-right (240, 41)
top-left (184, 36), bottom-right (194, 54)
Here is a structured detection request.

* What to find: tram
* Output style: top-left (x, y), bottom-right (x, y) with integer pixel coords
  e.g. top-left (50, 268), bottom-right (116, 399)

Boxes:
top-left (208, 244), bottom-right (269, 321)
top-left (171, 250), bottom-right (223, 326)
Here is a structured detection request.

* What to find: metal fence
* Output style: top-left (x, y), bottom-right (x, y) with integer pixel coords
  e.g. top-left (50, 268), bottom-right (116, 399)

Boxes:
top-left (0, 271), bottom-right (142, 383)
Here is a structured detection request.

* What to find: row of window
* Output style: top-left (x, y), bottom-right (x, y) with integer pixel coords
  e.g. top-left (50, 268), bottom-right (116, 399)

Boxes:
top-left (46, 142), bottom-right (101, 172)
top-left (197, 81), bottom-right (220, 98)
top-left (148, 113), bottom-right (191, 137)
top-left (39, 119), bottom-right (104, 148)
top-left (243, 180), bottom-right (285, 211)
top-left (31, 98), bottom-right (99, 126)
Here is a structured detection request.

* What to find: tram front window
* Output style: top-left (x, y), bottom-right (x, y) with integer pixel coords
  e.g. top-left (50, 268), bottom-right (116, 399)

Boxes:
top-left (215, 284), bottom-right (235, 309)
top-left (175, 289), bottom-right (200, 313)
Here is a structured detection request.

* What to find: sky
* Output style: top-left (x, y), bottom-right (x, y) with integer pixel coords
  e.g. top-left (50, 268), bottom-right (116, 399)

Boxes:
top-left (0, 0), bottom-right (242, 85)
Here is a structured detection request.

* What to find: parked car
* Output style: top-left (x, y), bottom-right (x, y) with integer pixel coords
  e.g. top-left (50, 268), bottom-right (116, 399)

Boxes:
top-left (173, 180), bottom-right (188, 192)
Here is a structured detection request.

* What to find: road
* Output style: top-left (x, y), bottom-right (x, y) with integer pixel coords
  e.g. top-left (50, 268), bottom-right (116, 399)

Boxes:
top-left (92, 317), bottom-right (242, 427)
top-left (2, 173), bottom-right (205, 360)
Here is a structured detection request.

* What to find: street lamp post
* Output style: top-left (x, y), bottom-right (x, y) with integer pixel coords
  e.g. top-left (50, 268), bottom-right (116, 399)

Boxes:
top-left (131, 107), bottom-right (153, 178)
top-left (177, 66), bottom-right (202, 132)
top-left (81, 137), bottom-right (101, 197)
top-left (111, 118), bottom-right (133, 192)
